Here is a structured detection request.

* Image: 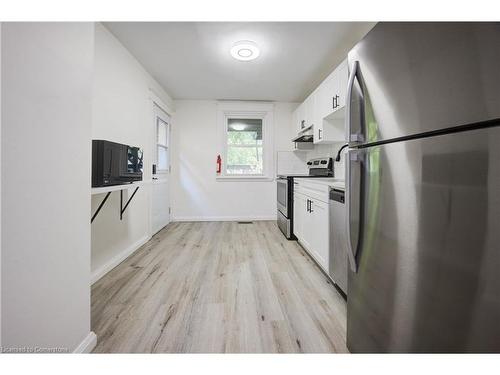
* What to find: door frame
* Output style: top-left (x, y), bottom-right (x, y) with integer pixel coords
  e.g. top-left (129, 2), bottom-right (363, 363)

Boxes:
top-left (149, 90), bottom-right (173, 236)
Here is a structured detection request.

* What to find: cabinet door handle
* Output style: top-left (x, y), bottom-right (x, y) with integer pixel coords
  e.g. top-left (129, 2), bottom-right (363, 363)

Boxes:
top-left (306, 199), bottom-right (310, 213)
top-left (301, 120), bottom-right (305, 129)
top-left (309, 200), bottom-right (314, 213)
top-left (333, 94), bottom-right (339, 109)
top-left (318, 128), bottom-right (322, 140)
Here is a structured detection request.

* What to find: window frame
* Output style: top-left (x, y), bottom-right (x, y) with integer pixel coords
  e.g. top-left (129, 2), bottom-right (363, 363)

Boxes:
top-left (225, 118), bottom-right (264, 176)
top-left (156, 116), bottom-right (170, 174)
top-left (216, 101), bottom-right (274, 181)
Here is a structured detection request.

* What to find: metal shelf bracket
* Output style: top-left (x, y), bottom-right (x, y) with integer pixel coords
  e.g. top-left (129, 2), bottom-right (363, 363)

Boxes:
top-left (91, 192), bottom-right (111, 223)
top-left (91, 185), bottom-right (140, 223)
top-left (120, 186), bottom-right (140, 220)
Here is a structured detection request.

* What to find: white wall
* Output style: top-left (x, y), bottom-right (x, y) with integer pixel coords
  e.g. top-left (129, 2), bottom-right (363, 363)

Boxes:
top-left (171, 100), bottom-right (295, 221)
top-left (91, 23), bottom-right (174, 282)
top-left (1, 23), bottom-right (94, 352)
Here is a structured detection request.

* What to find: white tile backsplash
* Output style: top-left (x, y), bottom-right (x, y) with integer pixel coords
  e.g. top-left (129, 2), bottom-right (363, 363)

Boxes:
top-left (276, 151), bottom-right (308, 175)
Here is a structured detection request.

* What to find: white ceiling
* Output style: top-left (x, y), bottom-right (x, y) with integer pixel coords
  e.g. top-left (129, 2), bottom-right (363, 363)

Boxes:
top-left (104, 22), bottom-right (376, 102)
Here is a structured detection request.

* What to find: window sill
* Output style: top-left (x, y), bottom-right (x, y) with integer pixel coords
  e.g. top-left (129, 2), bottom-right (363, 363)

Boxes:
top-left (216, 175), bottom-right (274, 182)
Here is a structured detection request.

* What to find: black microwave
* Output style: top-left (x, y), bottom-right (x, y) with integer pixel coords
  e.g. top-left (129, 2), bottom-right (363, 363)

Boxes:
top-left (92, 140), bottom-right (143, 187)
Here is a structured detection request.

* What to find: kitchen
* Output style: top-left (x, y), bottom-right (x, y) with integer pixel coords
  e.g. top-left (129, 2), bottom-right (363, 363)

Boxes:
top-left (1, 9), bottom-right (500, 369)
top-left (89, 21), bottom-right (499, 353)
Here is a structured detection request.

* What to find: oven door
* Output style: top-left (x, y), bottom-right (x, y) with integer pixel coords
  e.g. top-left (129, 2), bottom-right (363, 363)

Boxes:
top-left (277, 178), bottom-right (289, 217)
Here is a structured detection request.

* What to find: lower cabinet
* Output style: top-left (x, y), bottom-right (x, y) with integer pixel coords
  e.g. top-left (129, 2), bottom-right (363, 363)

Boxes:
top-left (309, 199), bottom-right (329, 271)
top-left (293, 192), bottom-right (308, 247)
top-left (293, 193), bottom-right (303, 241)
top-left (294, 191), bottom-right (329, 271)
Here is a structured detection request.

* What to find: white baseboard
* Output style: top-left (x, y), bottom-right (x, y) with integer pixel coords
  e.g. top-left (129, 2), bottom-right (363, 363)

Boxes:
top-left (73, 331), bottom-right (97, 353)
top-left (172, 215), bottom-right (277, 222)
top-left (91, 235), bottom-right (150, 285)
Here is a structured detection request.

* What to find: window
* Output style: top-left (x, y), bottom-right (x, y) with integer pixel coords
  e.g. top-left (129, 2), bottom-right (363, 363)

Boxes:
top-left (217, 102), bottom-right (274, 181)
top-left (156, 117), bottom-right (169, 172)
top-left (226, 118), bottom-right (263, 175)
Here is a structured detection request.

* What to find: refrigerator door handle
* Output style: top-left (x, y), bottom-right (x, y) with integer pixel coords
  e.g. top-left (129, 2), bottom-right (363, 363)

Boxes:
top-left (345, 149), bottom-right (361, 272)
top-left (345, 60), bottom-right (364, 145)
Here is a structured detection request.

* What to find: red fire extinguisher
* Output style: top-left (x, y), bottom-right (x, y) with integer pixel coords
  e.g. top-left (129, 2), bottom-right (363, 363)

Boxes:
top-left (216, 154), bottom-right (222, 174)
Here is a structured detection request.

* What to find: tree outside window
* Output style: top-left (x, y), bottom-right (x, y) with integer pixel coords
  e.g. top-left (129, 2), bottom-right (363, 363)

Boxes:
top-left (226, 118), bottom-right (263, 175)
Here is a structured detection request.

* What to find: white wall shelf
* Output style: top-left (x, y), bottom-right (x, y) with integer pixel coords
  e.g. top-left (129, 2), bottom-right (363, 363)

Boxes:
top-left (91, 180), bottom-right (146, 195)
top-left (91, 181), bottom-right (147, 223)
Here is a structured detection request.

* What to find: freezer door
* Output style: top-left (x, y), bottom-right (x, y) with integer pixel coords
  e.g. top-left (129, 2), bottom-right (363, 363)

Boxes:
top-left (347, 22), bottom-right (500, 145)
top-left (347, 125), bottom-right (500, 353)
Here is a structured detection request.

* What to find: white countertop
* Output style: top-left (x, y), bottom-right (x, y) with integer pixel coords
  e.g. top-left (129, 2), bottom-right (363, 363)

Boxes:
top-left (294, 177), bottom-right (346, 190)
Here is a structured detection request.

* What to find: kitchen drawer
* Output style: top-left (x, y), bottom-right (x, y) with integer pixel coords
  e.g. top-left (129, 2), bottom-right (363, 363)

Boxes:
top-left (294, 179), bottom-right (330, 203)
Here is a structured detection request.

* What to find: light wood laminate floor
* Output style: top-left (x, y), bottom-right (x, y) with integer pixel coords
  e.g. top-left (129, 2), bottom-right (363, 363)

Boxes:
top-left (91, 221), bottom-right (348, 353)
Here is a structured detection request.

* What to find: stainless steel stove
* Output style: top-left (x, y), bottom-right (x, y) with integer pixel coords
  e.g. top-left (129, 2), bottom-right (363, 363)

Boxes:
top-left (277, 158), bottom-right (333, 239)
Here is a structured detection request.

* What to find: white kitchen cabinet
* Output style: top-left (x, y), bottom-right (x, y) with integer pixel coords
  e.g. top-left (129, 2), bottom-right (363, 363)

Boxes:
top-left (291, 58), bottom-right (349, 145)
top-left (294, 191), bottom-right (314, 256)
top-left (291, 104), bottom-right (298, 134)
top-left (294, 102), bottom-right (306, 133)
top-left (319, 59), bottom-right (348, 116)
top-left (293, 181), bottom-right (330, 272)
top-left (314, 83), bottom-right (345, 144)
top-left (317, 74), bottom-right (336, 120)
top-left (335, 60), bottom-right (349, 110)
top-left (292, 107), bottom-right (298, 135)
top-left (293, 192), bottom-right (306, 244)
top-left (292, 92), bottom-right (318, 138)
top-left (313, 59), bottom-right (348, 144)
top-left (309, 199), bottom-right (329, 270)
top-left (291, 104), bottom-right (314, 150)
top-left (304, 93), bottom-right (316, 128)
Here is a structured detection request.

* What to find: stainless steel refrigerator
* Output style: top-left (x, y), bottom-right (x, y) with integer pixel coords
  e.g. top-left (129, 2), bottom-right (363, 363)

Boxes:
top-left (345, 22), bottom-right (500, 353)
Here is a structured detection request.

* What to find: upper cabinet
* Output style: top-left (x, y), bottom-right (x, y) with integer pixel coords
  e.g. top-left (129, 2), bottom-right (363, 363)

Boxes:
top-left (304, 93), bottom-right (316, 129)
top-left (291, 105), bottom-right (298, 133)
top-left (293, 102), bottom-right (306, 133)
top-left (291, 58), bottom-right (349, 145)
top-left (317, 60), bottom-right (348, 119)
top-left (314, 59), bottom-right (348, 144)
top-left (333, 60), bottom-right (349, 113)
top-left (293, 94), bottom-right (316, 133)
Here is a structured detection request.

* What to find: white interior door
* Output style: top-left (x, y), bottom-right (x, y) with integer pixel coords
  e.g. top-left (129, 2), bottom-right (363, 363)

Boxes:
top-left (151, 104), bottom-right (171, 234)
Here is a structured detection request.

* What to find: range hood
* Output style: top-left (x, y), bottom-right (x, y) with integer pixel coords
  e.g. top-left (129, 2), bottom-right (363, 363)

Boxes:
top-left (292, 124), bottom-right (314, 143)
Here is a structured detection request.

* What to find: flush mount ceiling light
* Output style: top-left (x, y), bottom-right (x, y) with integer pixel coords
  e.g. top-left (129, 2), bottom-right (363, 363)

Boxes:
top-left (230, 41), bottom-right (260, 61)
